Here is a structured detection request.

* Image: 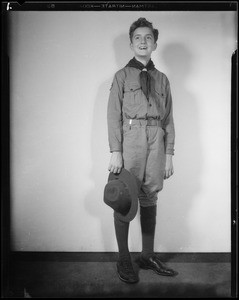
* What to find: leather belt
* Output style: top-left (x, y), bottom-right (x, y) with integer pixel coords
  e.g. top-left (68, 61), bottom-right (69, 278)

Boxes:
top-left (126, 118), bottom-right (162, 127)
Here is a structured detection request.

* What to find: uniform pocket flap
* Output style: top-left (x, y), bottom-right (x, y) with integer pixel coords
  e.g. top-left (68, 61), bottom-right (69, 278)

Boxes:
top-left (125, 81), bottom-right (141, 92)
top-left (155, 87), bottom-right (166, 98)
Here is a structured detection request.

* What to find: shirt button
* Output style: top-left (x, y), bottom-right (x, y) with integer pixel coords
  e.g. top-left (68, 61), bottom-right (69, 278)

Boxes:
top-left (149, 103), bottom-right (152, 107)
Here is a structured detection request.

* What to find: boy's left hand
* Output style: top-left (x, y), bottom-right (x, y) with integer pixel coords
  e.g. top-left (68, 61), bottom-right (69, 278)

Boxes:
top-left (164, 154), bottom-right (174, 179)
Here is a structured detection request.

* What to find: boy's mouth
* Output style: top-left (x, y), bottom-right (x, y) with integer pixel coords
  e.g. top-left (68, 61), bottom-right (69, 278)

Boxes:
top-left (139, 46), bottom-right (147, 50)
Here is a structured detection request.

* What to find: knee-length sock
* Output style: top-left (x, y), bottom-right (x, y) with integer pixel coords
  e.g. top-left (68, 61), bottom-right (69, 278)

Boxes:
top-left (114, 212), bottom-right (130, 261)
top-left (140, 205), bottom-right (157, 259)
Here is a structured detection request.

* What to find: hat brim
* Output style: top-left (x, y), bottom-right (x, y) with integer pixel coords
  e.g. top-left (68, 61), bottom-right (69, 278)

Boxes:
top-left (108, 168), bottom-right (138, 222)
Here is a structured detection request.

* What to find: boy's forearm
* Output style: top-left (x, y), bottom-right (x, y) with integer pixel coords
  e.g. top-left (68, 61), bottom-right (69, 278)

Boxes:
top-left (164, 109), bottom-right (175, 155)
top-left (165, 142), bottom-right (175, 155)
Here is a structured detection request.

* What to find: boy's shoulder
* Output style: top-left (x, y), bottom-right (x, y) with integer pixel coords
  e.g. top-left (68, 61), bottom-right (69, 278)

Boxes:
top-left (114, 67), bottom-right (127, 78)
top-left (150, 67), bottom-right (170, 86)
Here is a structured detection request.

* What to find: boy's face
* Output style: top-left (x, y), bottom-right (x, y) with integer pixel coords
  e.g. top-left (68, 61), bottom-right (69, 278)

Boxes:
top-left (130, 27), bottom-right (157, 60)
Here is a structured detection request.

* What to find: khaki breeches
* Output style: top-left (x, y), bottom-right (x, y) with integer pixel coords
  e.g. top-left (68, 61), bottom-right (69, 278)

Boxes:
top-left (122, 122), bottom-right (166, 207)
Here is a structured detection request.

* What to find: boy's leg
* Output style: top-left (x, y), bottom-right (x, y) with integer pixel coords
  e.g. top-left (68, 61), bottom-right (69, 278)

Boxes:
top-left (137, 200), bottom-right (178, 276)
top-left (114, 212), bottom-right (130, 261)
top-left (116, 124), bottom-right (148, 283)
top-left (138, 126), bottom-right (164, 260)
top-left (114, 212), bottom-right (139, 283)
top-left (137, 126), bottom-right (178, 276)
top-left (140, 204), bottom-right (157, 259)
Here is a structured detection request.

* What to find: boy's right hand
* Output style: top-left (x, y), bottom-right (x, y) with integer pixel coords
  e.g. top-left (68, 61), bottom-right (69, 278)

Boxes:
top-left (108, 152), bottom-right (123, 174)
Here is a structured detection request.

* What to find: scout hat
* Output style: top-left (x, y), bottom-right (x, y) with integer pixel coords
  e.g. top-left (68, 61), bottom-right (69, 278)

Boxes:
top-left (104, 168), bottom-right (139, 222)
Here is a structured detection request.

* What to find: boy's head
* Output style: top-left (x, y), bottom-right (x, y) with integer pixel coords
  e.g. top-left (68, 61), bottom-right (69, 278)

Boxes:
top-left (129, 18), bottom-right (158, 60)
top-left (129, 17), bottom-right (159, 43)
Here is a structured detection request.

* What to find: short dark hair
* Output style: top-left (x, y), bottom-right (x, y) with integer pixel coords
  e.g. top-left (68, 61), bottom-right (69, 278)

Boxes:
top-left (129, 17), bottom-right (159, 42)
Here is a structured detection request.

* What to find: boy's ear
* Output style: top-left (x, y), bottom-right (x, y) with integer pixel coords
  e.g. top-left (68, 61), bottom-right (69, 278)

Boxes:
top-left (129, 42), bottom-right (133, 50)
top-left (153, 43), bottom-right (158, 51)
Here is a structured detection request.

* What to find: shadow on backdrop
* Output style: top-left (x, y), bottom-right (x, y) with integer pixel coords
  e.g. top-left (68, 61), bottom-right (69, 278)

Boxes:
top-left (156, 43), bottom-right (203, 252)
top-left (84, 34), bottom-right (133, 251)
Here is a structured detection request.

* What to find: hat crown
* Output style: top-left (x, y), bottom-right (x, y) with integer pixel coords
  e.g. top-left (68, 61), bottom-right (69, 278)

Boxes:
top-left (104, 179), bottom-right (131, 216)
top-left (103, 168), bottom-right (139, 222)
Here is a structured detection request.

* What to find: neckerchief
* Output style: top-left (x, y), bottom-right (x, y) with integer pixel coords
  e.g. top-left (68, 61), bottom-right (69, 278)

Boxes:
top-left (126, 57), bottom-right (155, 100)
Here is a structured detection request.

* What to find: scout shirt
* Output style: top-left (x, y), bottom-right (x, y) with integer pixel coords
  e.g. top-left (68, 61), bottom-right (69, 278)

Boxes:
top-left (107, 66), bottom-right (175, 155)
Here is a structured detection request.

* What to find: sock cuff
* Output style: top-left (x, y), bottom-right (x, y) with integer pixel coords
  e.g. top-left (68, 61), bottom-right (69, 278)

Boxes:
top-left (140, 205), bottom-right (157, 217)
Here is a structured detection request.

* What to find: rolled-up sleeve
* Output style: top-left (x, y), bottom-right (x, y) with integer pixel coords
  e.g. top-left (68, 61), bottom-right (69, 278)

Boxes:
top-left (107, 71), bottom-right (124, 152)
top-left (162, 79), bottom-right (175, 155)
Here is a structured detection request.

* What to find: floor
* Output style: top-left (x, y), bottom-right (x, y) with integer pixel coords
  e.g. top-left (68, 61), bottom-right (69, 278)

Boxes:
top-left (6, 253), bottom-right (232, 298)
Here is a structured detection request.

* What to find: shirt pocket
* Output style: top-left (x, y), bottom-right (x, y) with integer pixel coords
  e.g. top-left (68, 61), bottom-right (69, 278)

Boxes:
top-left (154, 86), bottom-right (167, 108)
top-left (124, 81), bottom-right (142, 104)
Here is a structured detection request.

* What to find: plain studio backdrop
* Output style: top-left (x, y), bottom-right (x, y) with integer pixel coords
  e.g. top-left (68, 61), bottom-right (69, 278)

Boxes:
top-left (9, 11), bottom-right (236, 252)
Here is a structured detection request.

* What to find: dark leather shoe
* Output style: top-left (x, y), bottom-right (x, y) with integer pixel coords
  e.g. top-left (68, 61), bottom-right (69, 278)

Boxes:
top-left (117, 259), bottom-right (139, 283)
top-left (138, 255), bottom-right (178, 276)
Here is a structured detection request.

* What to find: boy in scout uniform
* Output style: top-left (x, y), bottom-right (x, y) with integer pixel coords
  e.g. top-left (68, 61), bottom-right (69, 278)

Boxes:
top-left (107, 17), bottom-right (178, 283)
